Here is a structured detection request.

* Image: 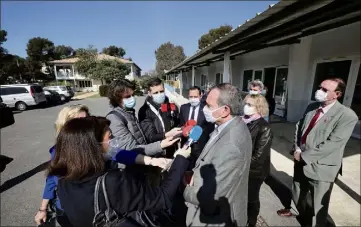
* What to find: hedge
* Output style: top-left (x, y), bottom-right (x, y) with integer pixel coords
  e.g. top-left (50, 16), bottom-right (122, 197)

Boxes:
top-left (99, 85), bottom-right (109, 97)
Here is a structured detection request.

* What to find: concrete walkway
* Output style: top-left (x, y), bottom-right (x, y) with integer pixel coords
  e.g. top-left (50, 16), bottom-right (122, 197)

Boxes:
top-left (72, 91), bottom-right (98, 99)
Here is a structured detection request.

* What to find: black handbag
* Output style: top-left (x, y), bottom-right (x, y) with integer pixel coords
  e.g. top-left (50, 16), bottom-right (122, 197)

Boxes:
top-left (92, 172), bottom-right (160, 227)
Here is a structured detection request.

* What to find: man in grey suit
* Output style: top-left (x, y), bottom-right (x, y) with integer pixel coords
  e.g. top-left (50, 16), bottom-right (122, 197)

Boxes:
top-left (183, 83), bottom-right (252, 227)
top-left (277, 78), bottom-right (358, 226)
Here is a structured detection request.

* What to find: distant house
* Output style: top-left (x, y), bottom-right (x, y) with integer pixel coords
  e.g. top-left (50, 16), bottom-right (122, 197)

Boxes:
top-left (48, 54), bottom-right (142, 91)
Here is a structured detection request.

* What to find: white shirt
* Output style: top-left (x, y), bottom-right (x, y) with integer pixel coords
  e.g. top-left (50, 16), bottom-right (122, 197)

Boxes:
top-left (188, 104), bottom-right (200, 121)
top-left (296, 101), bottom-right (337, 152)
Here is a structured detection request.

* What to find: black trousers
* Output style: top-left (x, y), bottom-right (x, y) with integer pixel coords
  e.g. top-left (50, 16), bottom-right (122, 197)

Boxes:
top-left (247, 176), bottom-right (266, 226)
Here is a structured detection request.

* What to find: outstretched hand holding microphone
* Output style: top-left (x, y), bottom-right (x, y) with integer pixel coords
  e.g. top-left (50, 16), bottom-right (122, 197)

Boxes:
top-left (162, 125), bottom-right (203, 171)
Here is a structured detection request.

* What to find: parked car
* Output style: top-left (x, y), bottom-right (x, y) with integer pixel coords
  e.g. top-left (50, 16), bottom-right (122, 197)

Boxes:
top-left (0, 84), bottom-right (47, 111)
top-left (44, 86), bottom-right (74, 101)
top-left (44, 90), bottom-right (62, 106)
top-left (0, 96), bottom-right (15, 128)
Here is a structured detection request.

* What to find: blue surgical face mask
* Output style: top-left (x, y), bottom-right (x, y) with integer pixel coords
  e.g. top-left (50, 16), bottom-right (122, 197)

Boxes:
top-left (103, 137), bottom-right (121, 161)
top-left (123, 96), bottom-right (136, 109)
top-left (152, 92), bottom-right (166, 104)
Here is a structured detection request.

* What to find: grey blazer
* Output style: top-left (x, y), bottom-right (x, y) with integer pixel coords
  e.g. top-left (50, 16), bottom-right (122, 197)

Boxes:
top-left (106, 106), bottom-right (163, 156)
top-left (183, 117), bottom-right (252, 227)
top-left (294, 101), bottom-right (358, 182)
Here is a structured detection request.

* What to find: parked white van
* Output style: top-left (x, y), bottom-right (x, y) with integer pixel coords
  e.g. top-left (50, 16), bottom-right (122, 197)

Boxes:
top-left (43, 86), bottom-right (74, 101)
top-left (0, 84), bottom-right (46, 111)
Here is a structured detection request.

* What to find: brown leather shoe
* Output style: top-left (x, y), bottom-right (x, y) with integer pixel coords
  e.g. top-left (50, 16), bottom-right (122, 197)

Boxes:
top-left (277, 208), bottom-right (294, 217)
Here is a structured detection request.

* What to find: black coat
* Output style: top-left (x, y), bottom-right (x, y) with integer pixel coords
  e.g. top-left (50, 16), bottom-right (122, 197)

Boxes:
top-left (179, 102), bottom-right (214, 169)
top-left (246, 118), bottom-right (273, 178)
top-left (57, 156), bottom-right (189, 227)
top-left (138, 96), bottom-right (180, 158)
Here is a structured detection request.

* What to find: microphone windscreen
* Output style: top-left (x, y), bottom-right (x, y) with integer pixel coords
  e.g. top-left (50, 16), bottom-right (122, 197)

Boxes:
top-left (189, 125), bottom-right (203, 141)
top-left (182, 125), bottom-right (193, 137)
top-left (161, 104), bottom-right (168, 112)
top-left (185, 119), bottom-right (197, 127)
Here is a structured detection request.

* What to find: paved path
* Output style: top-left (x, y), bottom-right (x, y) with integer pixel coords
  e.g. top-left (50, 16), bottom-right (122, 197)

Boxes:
top-left (0, 96), bottom-right (299, 226)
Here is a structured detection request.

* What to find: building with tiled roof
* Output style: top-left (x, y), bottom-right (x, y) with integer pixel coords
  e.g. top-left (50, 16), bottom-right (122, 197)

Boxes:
top-left (48, 54), bottom-right (141, 91)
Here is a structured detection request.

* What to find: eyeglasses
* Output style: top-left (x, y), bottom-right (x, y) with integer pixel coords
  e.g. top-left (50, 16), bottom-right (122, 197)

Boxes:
top-left (245, 102), bottom-right (253, 107)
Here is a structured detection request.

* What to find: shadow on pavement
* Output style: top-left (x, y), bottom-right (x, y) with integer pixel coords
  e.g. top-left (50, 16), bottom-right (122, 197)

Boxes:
top-left (0, 161), bottom-right (49, 193)
top-left (267, 163), bottom-right (337, 227)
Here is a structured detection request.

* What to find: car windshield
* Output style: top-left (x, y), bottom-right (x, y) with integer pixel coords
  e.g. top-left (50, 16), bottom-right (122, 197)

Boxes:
top-left (60, 87), bottom-right (67, 91)
top-left (66, 86), bottom-right (72, 91)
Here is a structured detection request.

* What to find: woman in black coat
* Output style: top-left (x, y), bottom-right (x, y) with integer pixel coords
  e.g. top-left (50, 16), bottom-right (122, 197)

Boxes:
top-left (48, 116), bottom-right (190, 227)
top-left (242, 94), bottom-right (273, 227)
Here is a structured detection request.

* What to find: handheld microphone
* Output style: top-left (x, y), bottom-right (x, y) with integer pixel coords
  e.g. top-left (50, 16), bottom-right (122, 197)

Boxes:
top-left (183, 125), bottom-right (203, 149)
top-left (182, 125), bottom-right (193, 137)
top-left (181, 119), bottom-right (197, 130)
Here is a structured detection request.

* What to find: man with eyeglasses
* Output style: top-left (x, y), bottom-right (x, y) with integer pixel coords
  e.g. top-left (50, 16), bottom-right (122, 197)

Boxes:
top-left (276, 78), bottom-right (358, 227)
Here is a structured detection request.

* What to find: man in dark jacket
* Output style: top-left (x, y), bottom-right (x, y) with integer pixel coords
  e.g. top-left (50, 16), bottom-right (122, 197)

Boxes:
top-left (138, 77), bottom-right (181, 159)
top-left (179, 86), bottom-right (214, 169)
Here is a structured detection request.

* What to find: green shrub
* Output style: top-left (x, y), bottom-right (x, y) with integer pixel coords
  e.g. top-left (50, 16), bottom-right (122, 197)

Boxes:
top-left (99, 85), bottom-right (109, 97)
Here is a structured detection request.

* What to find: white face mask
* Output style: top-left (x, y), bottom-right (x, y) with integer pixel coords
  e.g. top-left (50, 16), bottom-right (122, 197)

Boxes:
top-left (249, 90), bottom-right (260, 95)
top-left (189, 98), bottom-right (200, 107)
top-left (203, 105), bottom-right (225, 123)
top-left (315, 89), bottom-right (328, 102)
top-left (243, 105), bottom-right (257, 116)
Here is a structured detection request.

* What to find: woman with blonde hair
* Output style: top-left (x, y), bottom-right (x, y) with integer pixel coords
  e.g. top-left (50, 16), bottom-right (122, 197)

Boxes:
top-left (35, 104), bottom-right (89, 227)
top-left (242, 94), bottom-right (273, 227)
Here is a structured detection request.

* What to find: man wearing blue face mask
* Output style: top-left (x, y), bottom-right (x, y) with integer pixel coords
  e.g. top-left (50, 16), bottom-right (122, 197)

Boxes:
top-left (179, 86), bottom-right (214, 169)
top-left (106, 79), bottom-right (180, 182)
top-left (138, 77), bottom-right (181, 159)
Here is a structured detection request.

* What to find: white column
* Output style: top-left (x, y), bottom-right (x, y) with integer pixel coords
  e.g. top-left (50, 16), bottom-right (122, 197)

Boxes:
top-left (192, 66), bottom-right (195, 86)
top-left (72, 65), bottom-right (76, 91)
top-left (54, 65), bottom-right (58, 85)
top-left (179, 71), bottom-right (183, 96)
top-left (223, 51), bottom-right (231, 83)
top-left (287, 37), bottom-right (313, 122)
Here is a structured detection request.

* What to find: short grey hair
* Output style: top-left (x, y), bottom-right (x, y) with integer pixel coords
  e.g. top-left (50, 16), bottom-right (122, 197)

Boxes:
top-left (212, 83), bottom-right (242, 116)
top-left (248, 79), bottom-right (264, 91)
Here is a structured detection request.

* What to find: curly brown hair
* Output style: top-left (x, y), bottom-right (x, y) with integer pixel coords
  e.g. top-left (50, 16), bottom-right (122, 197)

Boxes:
top-left (107, 79), bottom-right (136, 107)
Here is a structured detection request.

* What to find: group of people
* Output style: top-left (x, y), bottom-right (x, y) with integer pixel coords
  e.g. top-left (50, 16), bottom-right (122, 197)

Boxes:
top-left (34, 76), bottom-right (357, 227)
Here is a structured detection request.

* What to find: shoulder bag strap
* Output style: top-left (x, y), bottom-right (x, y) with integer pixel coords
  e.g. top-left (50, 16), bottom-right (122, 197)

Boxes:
top-left (94, 174), bottom-right (105, 215)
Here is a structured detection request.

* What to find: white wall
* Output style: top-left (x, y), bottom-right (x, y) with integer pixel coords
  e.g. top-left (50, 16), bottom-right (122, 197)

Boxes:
top-left (287, 22), bottom-right (361, 122)
top-left (234, 45), bottom-right (290, 90)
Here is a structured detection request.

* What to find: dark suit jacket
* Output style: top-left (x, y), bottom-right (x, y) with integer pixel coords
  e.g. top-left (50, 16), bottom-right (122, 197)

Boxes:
top-left (179, 103), bottom-right (214, 169)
